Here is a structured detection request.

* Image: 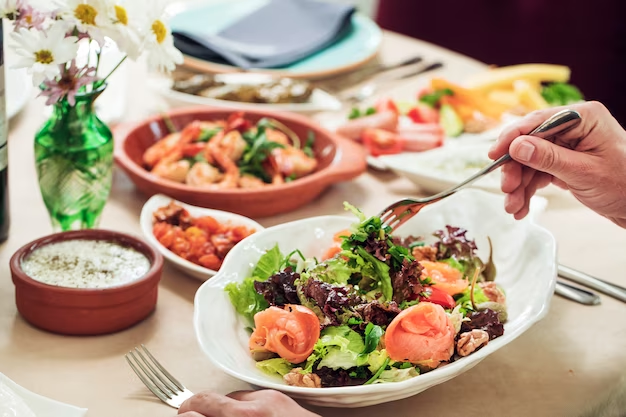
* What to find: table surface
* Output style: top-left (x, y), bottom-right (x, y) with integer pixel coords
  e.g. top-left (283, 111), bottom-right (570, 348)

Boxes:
top-left (1, 30), bottom-right (625, 417)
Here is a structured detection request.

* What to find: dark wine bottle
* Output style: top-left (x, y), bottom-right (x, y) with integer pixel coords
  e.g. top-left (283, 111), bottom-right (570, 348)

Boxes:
top-left (0, 19), bottom-right (10, 242)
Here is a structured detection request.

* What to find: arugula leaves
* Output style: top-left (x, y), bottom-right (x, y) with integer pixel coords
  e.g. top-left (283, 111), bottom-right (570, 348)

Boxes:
top-left (303, 131), bottom-right (315, 158)
top-left (361, 323), bottom-right (384, 356)
top-left (541, 82), bottom-right (583, 106)
top-left (239, 125), bottom-right (284, 183)
top-left (356, 247), bottom-right (393, 301)
top-left (348, 106), bottom-right (376, 120)
top-left (419, 88), bottom-right (453, 107)
top-left (197, 127), bottom-right (222, 142)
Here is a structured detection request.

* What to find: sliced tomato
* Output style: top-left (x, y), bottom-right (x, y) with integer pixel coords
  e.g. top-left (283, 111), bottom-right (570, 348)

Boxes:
top-left (418, 286), bottom-right (456, 310)
top-left (361, 128), bottom-right (404, 156)
top-left (407, 104), bottom-right (440, 124)
top-left (375, 98), bottom-right (400, 115)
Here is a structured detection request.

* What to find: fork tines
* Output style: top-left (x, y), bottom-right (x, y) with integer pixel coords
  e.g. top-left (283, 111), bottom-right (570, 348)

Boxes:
top-left (125, 345), bottom-right (193, 409)
top-left (379, 204), bottom-right (421, 232)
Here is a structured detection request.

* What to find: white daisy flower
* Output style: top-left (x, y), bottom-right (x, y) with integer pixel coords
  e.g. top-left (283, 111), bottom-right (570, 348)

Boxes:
top-left (10, 22), bottom-right (79, 85)
top-left (0, 0), bottom-right (19, 19)
top-left (58, 0), bottom-right (113, 45)
top-left (102, 0), bottom-right (141, 59)
top-left (141, 0), bottom-right (183, 72)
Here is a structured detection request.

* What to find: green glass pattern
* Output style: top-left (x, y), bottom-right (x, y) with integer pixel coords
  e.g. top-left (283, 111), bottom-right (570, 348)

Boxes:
top-left (34, 85), bottom-right (113, 231)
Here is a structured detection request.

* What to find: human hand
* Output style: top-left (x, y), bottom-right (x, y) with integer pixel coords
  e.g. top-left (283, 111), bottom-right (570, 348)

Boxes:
top-left (177, 389), bottom-right (320, 417)
top-left (488, 101), bottom-right (626, 228)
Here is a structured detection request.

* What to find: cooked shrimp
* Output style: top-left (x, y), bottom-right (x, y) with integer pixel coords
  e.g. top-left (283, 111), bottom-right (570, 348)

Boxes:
top-left (264, 156), bottom-right (285, 185)
top-left (238, 174), bottom-right (265, 189)
top-left (208, 152), bottom-right (240, 189)
top-left (151, 159), bottom-right (190, 183)
top-left (145, 121), bottom-right (203, 168)
top-left (220, 130), bottom-right (247, 162)
top-left (143, 132), bottom-right (181, 168)
top-left (202, 132), bottom-right (241, 189)
top-left (186, 162), bottom-right (222, 187)
top-left (271, 147), bottom-right (317, 178)
top-left (266, 128), bottom-right (289, 145)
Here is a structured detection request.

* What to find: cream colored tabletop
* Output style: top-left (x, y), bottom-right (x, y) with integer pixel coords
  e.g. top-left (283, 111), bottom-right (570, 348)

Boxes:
top-left (1, 31), bottom-right (625, 417)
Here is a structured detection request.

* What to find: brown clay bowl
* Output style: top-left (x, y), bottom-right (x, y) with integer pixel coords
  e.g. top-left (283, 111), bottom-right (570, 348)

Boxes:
top-left (10, 229), bottom-right (163, 336)
top-left (113, 106), bottom-right (367, 218)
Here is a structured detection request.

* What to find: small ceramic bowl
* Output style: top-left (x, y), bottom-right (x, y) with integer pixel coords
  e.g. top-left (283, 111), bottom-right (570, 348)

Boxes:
top-left (10, 229), bottom-right (163, 336)
top-left (140, 194), bottom-right (264, 281)
top-left (113, 106), bottom-right (367, 218)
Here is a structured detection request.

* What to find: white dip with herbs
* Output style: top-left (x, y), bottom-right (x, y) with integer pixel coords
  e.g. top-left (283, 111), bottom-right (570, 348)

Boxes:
top-left (21, 239), bottom-right (151, 289)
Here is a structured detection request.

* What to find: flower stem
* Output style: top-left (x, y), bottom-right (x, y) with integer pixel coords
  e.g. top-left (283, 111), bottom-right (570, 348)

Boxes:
top-left (101, 55), bottom-right (127, 83)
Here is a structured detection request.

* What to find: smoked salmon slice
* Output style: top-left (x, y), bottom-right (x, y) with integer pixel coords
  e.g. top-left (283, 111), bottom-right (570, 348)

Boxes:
top-left (420, 260), bottom-right (469, 296)
top-left (384, 302), bottom-right (455, 365)
top-left (249, 305), bottom-right (320, 364)
top-left (322, 229), bottom-right (351, 260)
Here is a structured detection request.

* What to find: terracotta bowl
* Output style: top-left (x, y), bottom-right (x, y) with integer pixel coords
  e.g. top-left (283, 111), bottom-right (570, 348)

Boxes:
top-left (10, 230), bottom-right (163, 336)
top-left (113, 106), bottom-right (367, 218)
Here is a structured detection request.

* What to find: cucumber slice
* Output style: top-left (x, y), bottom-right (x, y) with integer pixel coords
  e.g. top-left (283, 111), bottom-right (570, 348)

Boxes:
top-left (439, 104), bottom-right (464, 137)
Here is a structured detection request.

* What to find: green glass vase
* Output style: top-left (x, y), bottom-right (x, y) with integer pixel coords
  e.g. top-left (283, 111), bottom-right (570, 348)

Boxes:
top-left (34, 84), bottom-right (113, 231)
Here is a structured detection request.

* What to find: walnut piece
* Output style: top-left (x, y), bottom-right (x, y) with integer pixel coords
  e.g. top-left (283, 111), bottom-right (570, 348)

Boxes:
top-left (283, 368), bottom-right (322, 388)
top-left (479, 282), bottom-right (506, 304)
top-left (412, 246), bottom-right (437, 262)
top-left (456, 329), bottom-right (490, 357)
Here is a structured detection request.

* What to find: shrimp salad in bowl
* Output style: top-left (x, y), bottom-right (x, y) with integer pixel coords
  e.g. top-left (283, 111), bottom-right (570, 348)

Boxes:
top-left (143, 111), bottom-right (318, 189)
top-left (225, 204), bottom-right (506, 388)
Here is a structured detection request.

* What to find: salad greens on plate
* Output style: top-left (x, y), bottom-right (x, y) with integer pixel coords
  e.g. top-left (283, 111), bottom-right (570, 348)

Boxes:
top-left (226, 203), bottom-right (506, 388)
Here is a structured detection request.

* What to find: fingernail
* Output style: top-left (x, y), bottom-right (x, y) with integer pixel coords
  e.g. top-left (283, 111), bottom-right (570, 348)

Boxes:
top-left (488, 140), bottom-right (498, 153)
top-left (516, 141), bottom-right (535, 162)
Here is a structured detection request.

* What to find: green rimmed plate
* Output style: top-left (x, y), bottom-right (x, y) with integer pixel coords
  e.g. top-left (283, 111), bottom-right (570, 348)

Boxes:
top-left (167, 0), bottom-right (382, 79)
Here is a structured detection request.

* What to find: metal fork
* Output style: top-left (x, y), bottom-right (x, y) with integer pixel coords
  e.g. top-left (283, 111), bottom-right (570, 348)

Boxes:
top-left (340, 61), bottom-right (444, 104)
top-left (378, 108), bottom-right (582, 231)
top-left (125, 345), bottom-right (194, 409)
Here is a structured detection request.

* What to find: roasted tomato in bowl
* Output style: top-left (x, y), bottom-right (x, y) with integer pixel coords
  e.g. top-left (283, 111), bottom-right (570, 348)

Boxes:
top-left (140, 194), bottom-right (264, 281)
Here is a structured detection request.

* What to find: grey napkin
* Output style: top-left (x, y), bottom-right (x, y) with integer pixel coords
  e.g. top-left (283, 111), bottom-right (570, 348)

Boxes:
top-left (172, 0), bottom-right (356, 69)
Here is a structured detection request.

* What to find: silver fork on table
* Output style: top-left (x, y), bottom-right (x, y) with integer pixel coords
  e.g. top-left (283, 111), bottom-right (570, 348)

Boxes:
top-left (340, 61), bottom-right (444, 104)
top-left (125, 345), bottom-right (194, 409)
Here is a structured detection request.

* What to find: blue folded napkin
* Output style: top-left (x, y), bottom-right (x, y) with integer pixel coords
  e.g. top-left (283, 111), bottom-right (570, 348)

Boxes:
top-left (172, 0), bottom-right (356, 69)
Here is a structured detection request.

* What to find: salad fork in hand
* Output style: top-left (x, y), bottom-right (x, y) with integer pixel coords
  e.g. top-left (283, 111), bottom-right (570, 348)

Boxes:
top-left (125, 345), bottom-right (194, 409)
top-left (378, 108), bottom-right (582, 232)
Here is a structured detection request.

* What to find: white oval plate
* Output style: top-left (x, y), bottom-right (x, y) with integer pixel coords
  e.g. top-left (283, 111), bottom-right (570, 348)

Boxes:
top-left (194, 189), bottom-right (555, 407)
top-left (377, 142), bottom-right (560, 196)
top-left (140, 194), bottom-right (265, 281)
top-left (149, 74), bottom-right (342, 114)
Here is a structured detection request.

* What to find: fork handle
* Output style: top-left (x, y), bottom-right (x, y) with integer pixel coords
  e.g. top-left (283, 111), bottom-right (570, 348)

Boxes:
top-left (558, 264), bottom-right (626, 303)
top-left (431, 109), bottom-right (582, 200)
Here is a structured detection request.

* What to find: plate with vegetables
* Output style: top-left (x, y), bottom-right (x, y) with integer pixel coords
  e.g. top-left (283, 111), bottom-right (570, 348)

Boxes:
top-left (193, 189), bottom-right (555, 407)
top-left (140, 194), bottom-right (264, 280)
top-left (331, 64), bottom-right (584, 170)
